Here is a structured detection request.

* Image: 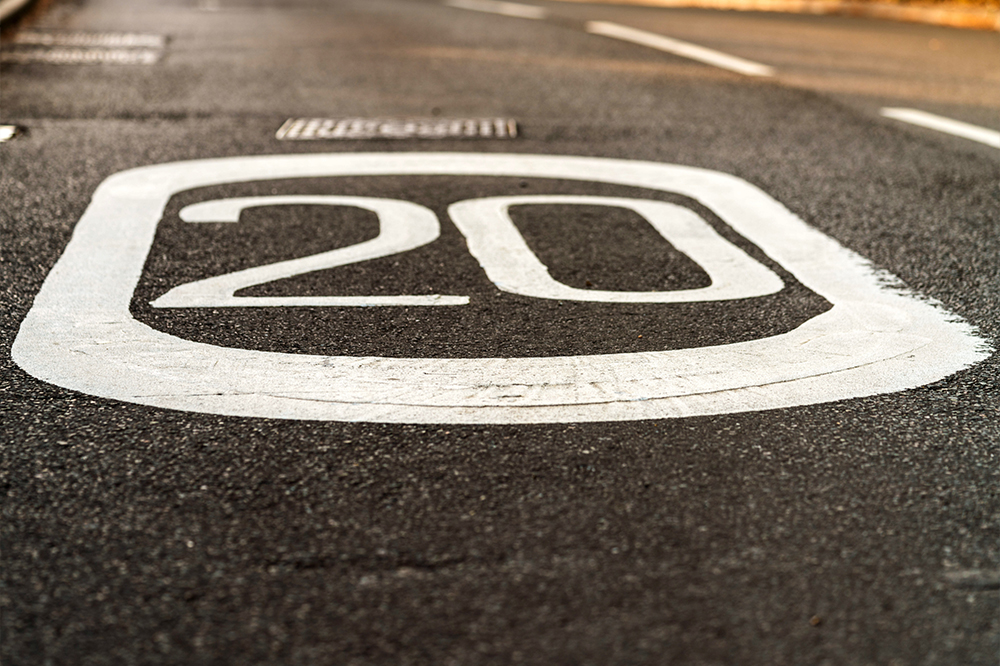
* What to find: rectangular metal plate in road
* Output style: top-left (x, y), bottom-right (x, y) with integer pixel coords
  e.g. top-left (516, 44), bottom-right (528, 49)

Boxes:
top-left (10, 31), bottom-right (166, 49)
top-left (0, 48), bottom-right (161, 65)
top-left (276, 117), bottom-right (518, 140)
top-left (0, 31), bottom-right (165, 66)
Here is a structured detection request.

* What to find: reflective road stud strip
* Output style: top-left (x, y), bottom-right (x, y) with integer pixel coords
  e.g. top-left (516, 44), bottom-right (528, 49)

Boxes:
top-left (12, 153), bottom-right (991, 424)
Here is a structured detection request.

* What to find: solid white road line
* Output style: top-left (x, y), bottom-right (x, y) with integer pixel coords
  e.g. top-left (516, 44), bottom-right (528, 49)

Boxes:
top-left (444, 0), bottom-right (548, 20)
top-left (586, 21), bottom-right (775, 77)
top-left (881, 108), bottom-right (1000, 148)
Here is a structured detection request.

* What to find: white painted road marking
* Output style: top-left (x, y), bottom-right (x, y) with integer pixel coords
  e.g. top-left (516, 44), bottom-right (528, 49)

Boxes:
top-left (881, 108), bottom-right (1000, 148)
top-left (0, 48), bottom-right (161, 65)
top-left (151, 196), bottom-right (470, 308)
top-left (586, 21), bottom-right (775, 78)
top-left (11, 31), bottom-right (166, 49)
top-left (276, 117), bottom-right (517, 140)
top-left (449, 195), bottom-right (783, 302)
top-left (156, 193), bottom-right (776, 307)
top-left (444, 0), bottom-right (548, 20)
top-left (12, 153), bottom-right (990, 424)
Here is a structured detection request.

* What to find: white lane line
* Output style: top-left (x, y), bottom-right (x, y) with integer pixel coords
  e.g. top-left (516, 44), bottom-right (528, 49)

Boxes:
top-left (881, 108), bottom-right (1000, 148)
top-left (444, 0), bottom-right (548, 20)
top-left (585, 21), bottom-right (774, 77)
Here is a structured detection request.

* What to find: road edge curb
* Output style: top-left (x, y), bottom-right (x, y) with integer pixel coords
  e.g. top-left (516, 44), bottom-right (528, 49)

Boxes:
top-left (549, 0), bottom-right (1000, 30)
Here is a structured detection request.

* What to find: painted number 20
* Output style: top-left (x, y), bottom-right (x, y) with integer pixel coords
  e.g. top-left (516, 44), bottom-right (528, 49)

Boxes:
top-left (152, 194), bottom-right (782, 309)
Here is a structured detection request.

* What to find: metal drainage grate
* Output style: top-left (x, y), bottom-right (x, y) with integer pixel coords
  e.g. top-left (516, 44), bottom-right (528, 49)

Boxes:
top-left (0, 32), bottom-right (165, 65)
top-left (11, 31), bottom-right (166, 48)
top-left (0, 48), bottom-right (161, 65)
top-left (276, 117), bottom-right (518, 140)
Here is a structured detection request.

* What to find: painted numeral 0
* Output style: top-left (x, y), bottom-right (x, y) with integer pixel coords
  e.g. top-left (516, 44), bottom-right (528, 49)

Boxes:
top-left (153, 194), bottom-right (781, 308)
top-left (450, 195), bottom-right (781, 302)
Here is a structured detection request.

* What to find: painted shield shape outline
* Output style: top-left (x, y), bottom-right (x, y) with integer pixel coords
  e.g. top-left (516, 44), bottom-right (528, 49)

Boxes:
top-left (11, 153), bottom-right (991, 424)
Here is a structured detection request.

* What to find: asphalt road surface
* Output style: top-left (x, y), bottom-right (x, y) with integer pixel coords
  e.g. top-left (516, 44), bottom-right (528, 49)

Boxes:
top-left (2, 0), bottom-right (998, 664)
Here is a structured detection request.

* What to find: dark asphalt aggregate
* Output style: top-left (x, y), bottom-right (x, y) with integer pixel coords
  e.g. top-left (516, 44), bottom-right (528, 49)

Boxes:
top-left (1, 0), bottom-right (998, 664)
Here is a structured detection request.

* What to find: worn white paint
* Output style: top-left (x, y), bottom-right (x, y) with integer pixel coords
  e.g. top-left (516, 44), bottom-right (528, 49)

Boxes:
top-left (881, 108), bottom-right (1000, 148)
top-left (444, 0), bottom-right (548, 20)
top-left (152, 196), bottom-right (469, 308)
top-left (586, 21), bottom-right (775, 77)
top-left (449, 195), bottom-right (782, 302)
top-left (12, 153), bottom-right (990, 424)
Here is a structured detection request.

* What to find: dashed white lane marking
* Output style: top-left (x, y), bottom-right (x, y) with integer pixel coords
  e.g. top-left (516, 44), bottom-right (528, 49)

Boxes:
top-left (881, 108), bottom-right (1000, 148)
top-left (0, 48), bottom-right (161, 65)
top-left (11, 153), bottom-right (989, 424)
top-left (11, 31), bottom-right (165, 49)
top-left (444, 0), bottom-right (548, 20)
top-left (586, 21), bottom-right (775, 77)
top-left (0, 126), bottom-right (18, 142)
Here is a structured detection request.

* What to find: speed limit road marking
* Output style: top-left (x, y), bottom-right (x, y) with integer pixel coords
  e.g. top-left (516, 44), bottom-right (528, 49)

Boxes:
top-left (12, 153), bottom-right (990, 424)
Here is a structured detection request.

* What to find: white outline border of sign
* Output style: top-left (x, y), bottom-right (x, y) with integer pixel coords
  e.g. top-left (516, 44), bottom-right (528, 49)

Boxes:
top-left (12, 153), bottom-right (991, 424)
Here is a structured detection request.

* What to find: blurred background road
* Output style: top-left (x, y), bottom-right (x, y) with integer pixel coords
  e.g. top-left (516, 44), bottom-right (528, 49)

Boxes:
top-left (1, 1), bottom-right (998, 664)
